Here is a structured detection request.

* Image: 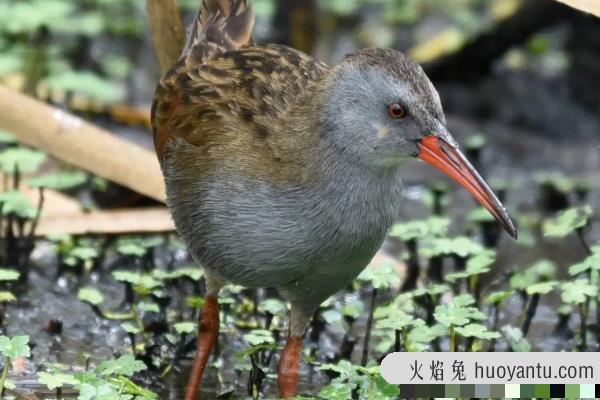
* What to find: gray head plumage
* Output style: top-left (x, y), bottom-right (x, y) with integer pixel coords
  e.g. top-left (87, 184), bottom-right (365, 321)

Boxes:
top-left (321, 48), bottom-right (447, 167)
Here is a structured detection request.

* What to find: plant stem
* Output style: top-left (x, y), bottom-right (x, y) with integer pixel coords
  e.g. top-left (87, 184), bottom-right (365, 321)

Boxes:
top-left (427, 256), bottom-right (444, 283)
top-left (578, 303), bottom-right (588, 351)
top-left (575, 228), bottom-right (594, 350)
top-left (361, 287), bottom-right (377, 367)
top-left (576, 228), bottom-right (592, 256)
top-left (488, 304), bottom-right (501, 352)
top-left (394, 329), bottom-right (401, 352)
top-left (470, 275), bottom-right (481, 306)
top-left (521, 294), bottom-right (540, 336)
top-left (400, 239), bottom-right (419, 292)
top-left (0, 356), bottom-right (10, 396)
top-left (450, 327), bottom-right (456, 352)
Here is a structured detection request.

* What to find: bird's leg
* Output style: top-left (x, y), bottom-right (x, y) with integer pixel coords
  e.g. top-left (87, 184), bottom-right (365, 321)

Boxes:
top-left (185, 273), bottom-right (224, 400)
top-left (278, 304), bottom-right (313, 398)
top-left (278, 336), bottom-right (303, 398)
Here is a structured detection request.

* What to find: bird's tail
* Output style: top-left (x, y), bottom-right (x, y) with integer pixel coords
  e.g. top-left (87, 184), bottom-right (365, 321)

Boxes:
top-left (182, 0), bottom-right (255, 58)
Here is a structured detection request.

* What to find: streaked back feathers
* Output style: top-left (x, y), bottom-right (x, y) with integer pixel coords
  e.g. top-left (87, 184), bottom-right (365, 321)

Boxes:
top-left (182, 0), bottom-right (255, 60)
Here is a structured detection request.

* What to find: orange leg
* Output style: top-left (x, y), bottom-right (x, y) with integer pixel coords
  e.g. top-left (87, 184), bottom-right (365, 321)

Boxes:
top-left (185, 296), bottom-right (220, 400)
top-left (278, 336), bottom-right (303, 398)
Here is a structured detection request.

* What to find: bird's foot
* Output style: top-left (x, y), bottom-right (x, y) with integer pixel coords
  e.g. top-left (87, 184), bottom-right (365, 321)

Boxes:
top-left (185, 295), bottom-right (220, 400)
top-left (278, 336), bottom-right (303, 398)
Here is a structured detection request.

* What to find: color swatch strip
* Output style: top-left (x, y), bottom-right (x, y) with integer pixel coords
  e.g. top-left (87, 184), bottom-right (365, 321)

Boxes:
top-left (397, 384), bottom-right (600, 398)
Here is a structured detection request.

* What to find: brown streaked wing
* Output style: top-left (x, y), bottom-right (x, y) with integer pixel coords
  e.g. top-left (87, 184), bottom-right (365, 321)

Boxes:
top-left (151, 44), bottom-right (328, 164)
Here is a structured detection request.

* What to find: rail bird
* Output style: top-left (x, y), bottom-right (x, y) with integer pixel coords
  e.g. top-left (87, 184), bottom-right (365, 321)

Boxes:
top-left (151, 0), bottom-right (517, 398)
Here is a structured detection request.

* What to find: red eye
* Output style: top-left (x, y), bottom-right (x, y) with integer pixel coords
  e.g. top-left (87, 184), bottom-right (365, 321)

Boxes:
top-left (388, 103), bottom-right (406, 119)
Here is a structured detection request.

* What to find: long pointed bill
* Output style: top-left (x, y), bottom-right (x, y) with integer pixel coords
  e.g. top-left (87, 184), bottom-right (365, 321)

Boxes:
top-left (418, 135), bottom-right (517, 239)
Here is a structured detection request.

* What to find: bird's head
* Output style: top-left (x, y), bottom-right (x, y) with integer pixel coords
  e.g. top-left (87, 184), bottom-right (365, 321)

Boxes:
top-left (322, 48), bottom-right (517, 238)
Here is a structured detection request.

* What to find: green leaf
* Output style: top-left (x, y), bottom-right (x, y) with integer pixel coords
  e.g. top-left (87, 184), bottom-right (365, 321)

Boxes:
top-left (155, 266), bottom-right (203, 281)
top-left (98, 355), bottom-right (146, 377)
top-left (252, 0), bottom-right (276, 18)
top-left (465, 134), bottom-right (487, 149)
top-left (0, 269), bottom-right (20, 281)
top-left (455, 323), bottom-right (500, 340)
top-left (389, 217), bottom-right (450, 240)
top-left (53, 11), bottom-right (104, 36)
top-left (25, 171), bottom-right (87, 190)
top-left (73, 370), bottom-right (102, 386)
top-left (411, 284), bottom-right (451, 298)
top-left (468, 207), bottom-right (495, 223)
top-left (389, 220), bottom-right (429, 241)
top-left (434, 294), bottom-right (485, 327)
top-left (234, 343), bottom-right (279, 360)
top-left (341, 298), bottom-right (364, 319)
top-left (445, 251), bottom-right (495, 283)
top-left (0, 147), bottom-right (46, 174)
top-left (534, 172), bottom-right (576, 193)
top-left (174, 322), bottom-right (196, 335)
top-left (485, 290), bottom-right (513, 305)
top-left (453, 294), bottom-right (477, 307)
top-left (137, 301), bottom-right (159, 313)
top-left (38, 371), bottom-right (78, 390)
top-left (450, 237), bottom-right (486, 258)
top-left (116, 241), bottom-right (147, 257)
top-left (0, 190), bottom-right (37, 219)
top-left (113, 271), bottom-right (160, 293)
top-left (68, 246), bottom-right (98, 262)
top-left (421, 236), bottom-right (484, 258)
top-left (319, 382), bottom-right (353, 400)
top-left (376, 311), bottom-right (416, 331)
top-left (561, 280), bottom-right (598, 305)
top-left (319, 0), bottom-right (362, 16)
top-left (186, 296), bottom-right (205, 309)
top-left (357, 263), bottom-right (400, 290)
top-left (406, 323), bottom-right (445, 352)
top-left (568, 253), bottom-right (600, 276)
top-left (543, 206), bottom-right (593, 238)
top-left (112, 271), bottom-right (142, 285)
top-left (44, 70), bottom-right (124, 103)
top-left (510, 271), bottom-right (536, 291)
top-left (531, 259), bottom-right (557, 280)
top-left (528, 35), bottom-right (551, 55)
top-left (110, 375), bottom-right (158, 399)
top-left (0, 291), bottom-right (16, 302)
top-left (242, 329), bottom-right (274, 346)
top-left (0, 129), bottom-right (15, 144)
top-left (121, 323), bottom-right (141, 335)
top-left (526, 281), bottom-right (558, 295)
top-left (466, 251), bottom-right (496, 274)
top-left (322, 309), bottom-right (346, 331)
top-left (0, 51), bottom-right (23, 77)
top-left (318, 360), bottom-right (357, 376)
top-left (101, 55), bottom-right (133, 79)
top-left (373, 373), bottom-right (401, 397)
top-left (501, 326), bottom-right (531, 352)
top-left (0, 335), bottom-right (30, 358)
top-left (77, 287), bottom-right (104, 306)
top-left (1, 0), bottom-right (75, 33)
top-left (258, 298), bottom-right (287, 316)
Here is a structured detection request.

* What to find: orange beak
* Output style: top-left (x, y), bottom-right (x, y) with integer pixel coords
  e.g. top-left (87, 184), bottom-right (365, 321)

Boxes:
top-left (418, 135), bottom-right (517, 239)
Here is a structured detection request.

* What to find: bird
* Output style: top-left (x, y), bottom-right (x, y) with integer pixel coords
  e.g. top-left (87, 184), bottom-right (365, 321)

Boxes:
top-left (151, 0), bottom-right (517, 398)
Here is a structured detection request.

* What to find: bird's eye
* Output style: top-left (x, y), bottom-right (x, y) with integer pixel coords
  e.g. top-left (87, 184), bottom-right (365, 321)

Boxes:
top-left (387, 103), bottom-right (406, 119)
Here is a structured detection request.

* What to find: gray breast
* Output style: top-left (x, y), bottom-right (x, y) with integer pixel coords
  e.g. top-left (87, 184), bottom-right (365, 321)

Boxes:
top-left (165, 149), bottom-right (404, 303)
